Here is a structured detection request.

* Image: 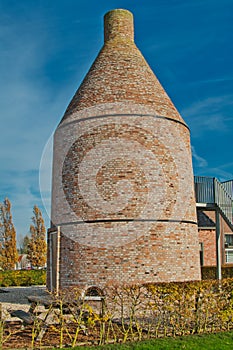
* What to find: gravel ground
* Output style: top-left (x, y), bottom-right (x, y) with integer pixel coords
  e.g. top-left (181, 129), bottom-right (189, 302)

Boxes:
top-left (0, 286), bottom-right (47, 321)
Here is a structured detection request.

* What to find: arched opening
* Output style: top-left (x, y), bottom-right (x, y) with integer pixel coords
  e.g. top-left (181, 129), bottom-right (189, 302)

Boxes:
top-left (85, 286), bottom-right (104, 297)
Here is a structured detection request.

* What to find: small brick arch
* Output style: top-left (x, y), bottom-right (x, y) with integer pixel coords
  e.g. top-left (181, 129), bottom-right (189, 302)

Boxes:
top-left (85, 286), bottom-right (104, 297)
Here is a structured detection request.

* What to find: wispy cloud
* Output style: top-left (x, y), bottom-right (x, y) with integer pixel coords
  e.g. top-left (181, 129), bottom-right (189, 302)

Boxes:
top-left (181, 95), bottom-right (233, 136)
top-left (0, 11), bottom-right (64, 236)
top-left (194, 167), bottom-right (233, 182)
top-left (191, 146), bottom-right (208, 168)
top-left (191, 148), bottom-right (233, 181)
top-left (0, 170), bottom-right (42, 235)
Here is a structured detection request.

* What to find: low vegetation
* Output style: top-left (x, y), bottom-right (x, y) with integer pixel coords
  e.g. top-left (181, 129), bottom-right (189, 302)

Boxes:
top-left (0, 269), bottom-right (46, 287)
top-left (1, 279), bottom-right (233, 348)
top-left (0, 199), bottom-right (18, 270)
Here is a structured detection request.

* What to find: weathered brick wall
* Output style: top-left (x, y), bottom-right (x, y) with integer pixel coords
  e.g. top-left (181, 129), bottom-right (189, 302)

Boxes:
top-left (198, 229), bottom-right (217, 266)
top-left (48, 9), bottom-right (201, 291)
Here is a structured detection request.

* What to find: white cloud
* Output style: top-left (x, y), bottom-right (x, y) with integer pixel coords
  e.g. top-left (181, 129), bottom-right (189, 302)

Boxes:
top-left (191, 146), bottom-right (208, 168)
top-left (0, 12), bottom-right (63, 236)
top-left (181, 95), bottom-right (233, 135)
top-left (0, 170), bottom-right (43, 236)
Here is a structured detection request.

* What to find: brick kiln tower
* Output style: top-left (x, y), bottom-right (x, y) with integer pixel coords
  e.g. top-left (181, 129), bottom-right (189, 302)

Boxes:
top-left (48, 9), bottom-right (201, 292)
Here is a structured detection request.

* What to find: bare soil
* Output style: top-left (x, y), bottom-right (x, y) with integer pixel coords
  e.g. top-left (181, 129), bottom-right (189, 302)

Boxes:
top-left (2, 321), bottom-right (100, 348)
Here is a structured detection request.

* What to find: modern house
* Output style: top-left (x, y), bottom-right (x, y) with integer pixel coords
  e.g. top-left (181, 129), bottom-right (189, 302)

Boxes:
top-left (195, 176), bottom-right (233, 278)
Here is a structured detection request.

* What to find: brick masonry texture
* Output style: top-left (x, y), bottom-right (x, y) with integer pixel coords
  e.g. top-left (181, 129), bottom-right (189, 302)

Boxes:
top-left (61, 9), bottom-right (183, 125)
top-left (48, 9), bottom-right (201, 291)
top-left (198, 229), bottom-right (216, 266)
top-left (197, 210), bottom-right (233, 267)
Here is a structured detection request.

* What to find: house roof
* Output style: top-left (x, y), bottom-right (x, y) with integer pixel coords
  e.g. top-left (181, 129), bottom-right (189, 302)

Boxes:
top-left (18, 254), bottom-right (27, 263)
top-left (197, 210), bottom-right (215, 228)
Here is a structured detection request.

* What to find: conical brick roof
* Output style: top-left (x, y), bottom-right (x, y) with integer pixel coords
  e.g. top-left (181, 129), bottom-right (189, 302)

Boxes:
top-left (61, 9), bottom-right (184, 124)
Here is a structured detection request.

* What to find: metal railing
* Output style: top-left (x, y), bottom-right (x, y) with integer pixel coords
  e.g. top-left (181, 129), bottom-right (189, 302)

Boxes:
top-left (194, 176), bottom-right (233, 228)
top-left (194, 176), bottom-right (215, 203)
top-left (222, 180), bottom-right (233, 200)
top-left (214, 179), bottom-right (233, 226)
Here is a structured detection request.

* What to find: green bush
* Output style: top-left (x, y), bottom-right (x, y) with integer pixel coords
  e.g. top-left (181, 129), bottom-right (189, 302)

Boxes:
top-left (0, 269), bottom-right (46, 287)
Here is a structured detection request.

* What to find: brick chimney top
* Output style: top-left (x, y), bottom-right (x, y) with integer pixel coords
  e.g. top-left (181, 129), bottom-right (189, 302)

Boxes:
top-left (61, 8), bottom-right (184, 124)
top-left (104, 9), bottom-right (134, 43)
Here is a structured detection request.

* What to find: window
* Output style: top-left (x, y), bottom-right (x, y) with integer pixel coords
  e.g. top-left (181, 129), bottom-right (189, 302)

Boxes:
top-left (225, 234), bottom-right (233, 247)
top-left (225, 249), bottom-right (233, 263)
top-left (199, 242), bottom-right (204, 266)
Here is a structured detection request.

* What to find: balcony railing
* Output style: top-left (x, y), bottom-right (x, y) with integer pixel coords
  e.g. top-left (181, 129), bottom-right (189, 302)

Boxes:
top-left (194, 176), bottom-right (215, 204)
top-left (194, 176), bottom-right (233, 228)
top-left (222, 180), bottom-right (233, 200)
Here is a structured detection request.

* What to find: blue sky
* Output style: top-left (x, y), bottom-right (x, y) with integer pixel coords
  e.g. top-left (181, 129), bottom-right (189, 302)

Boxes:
top-left (0, 0), bottom-right (233, 241)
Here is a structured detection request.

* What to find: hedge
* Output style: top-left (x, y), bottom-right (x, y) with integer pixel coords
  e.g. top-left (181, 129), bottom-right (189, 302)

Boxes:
top-left (201, 266), bottom-right (233, 280)
top-left (2, 277), bottom-right (233, 347)
top-left (0, 269), bottom-right (46, 287)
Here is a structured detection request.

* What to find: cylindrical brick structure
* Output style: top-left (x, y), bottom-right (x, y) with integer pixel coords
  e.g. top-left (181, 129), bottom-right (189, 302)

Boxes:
top-left (48, 9), bottom-right (201, 292)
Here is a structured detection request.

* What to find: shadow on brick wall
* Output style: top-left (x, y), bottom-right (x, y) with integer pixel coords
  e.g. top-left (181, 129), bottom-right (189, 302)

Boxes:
top-left (202, 265), bottom-right (233, 280)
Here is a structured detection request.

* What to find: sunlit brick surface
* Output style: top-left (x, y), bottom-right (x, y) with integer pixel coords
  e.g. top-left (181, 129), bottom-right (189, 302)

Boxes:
top-left (48, 9), bottom-right (201, 291)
